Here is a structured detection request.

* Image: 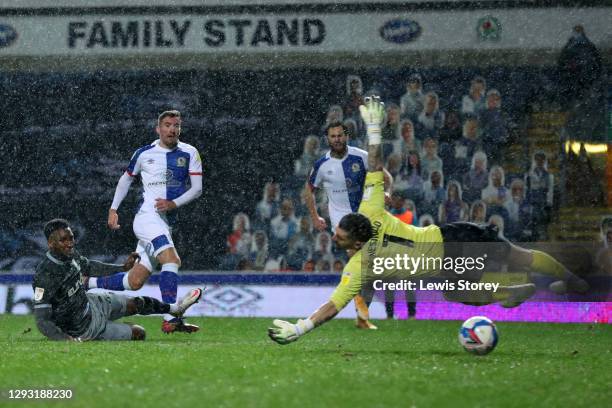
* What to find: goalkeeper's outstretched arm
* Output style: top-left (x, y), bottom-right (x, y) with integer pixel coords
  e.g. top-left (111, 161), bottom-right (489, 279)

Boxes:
top-left (268, 268), bottom-right (363, 344)
top-left (267, 300), bottom-right (340, 345)
top-left (267, 301), bottom-right (340, 345)
top-left (309, 301), bottom-right (339, 325)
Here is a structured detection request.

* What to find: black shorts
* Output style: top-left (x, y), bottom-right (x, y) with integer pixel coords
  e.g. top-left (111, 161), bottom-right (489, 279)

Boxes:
top-left (439, 222), bottom-right (512, 281)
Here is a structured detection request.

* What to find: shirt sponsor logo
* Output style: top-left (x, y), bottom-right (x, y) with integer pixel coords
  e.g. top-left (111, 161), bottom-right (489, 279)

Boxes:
top-left (379, 19), bottom-right (421, 44)
top-left (67, 280), bottom-right (81, 297)
top-left (0, 24), bottom-right (18, 48)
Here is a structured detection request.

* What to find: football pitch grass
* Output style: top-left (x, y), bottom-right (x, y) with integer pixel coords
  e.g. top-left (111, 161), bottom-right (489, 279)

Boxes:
top-left (1, 315), bottom-right (610, 408)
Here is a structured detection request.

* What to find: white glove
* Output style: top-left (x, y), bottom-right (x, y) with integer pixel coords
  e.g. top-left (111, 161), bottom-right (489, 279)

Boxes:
top-left (359, 96), bottom-right (385, 145)
top-left (268, 318), bottom-right (314, 345)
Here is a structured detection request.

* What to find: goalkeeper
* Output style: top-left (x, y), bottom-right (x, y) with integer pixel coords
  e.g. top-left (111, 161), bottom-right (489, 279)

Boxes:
top-left (268, 97), bottom-right (589, 345)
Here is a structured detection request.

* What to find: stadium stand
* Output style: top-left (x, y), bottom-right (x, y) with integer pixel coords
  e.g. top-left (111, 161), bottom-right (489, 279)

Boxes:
top-left (0, 65), bottom-right (608, 272)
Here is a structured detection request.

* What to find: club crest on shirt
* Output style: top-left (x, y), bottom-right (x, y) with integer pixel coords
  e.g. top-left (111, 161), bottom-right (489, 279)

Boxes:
top-left (177, 157), bottom-right (187, 167)
top-left (341, 272), bottom-right (351, 285)
top-left (351, 163), bottom-right (361, 173)
top-left (34, 287), bottom-right (44, 301)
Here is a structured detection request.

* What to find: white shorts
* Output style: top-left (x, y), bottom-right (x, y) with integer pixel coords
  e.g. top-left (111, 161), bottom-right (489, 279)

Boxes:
top-left (132, 211), bottom-right (175, 272)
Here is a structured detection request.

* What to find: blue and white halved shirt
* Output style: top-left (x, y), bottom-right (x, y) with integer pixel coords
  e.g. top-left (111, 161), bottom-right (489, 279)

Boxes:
top-left (308, 146), bottom-right (368, 229)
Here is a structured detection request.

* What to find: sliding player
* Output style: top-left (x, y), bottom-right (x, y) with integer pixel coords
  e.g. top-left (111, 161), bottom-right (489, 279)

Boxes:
top-left (34, 219), bottom-right (203, 341)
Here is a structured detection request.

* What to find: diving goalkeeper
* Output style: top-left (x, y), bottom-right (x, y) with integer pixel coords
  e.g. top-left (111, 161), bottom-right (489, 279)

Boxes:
top-left (268, 97), bottom-right (589, 345)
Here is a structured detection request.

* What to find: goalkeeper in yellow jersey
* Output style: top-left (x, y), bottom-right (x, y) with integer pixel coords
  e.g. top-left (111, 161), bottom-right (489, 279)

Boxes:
top-left (268, 97), bottom-right (589, 345)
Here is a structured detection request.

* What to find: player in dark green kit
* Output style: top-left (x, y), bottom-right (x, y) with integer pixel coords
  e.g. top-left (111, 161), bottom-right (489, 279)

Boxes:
top-left (33, 219), bottom-right (203, 341)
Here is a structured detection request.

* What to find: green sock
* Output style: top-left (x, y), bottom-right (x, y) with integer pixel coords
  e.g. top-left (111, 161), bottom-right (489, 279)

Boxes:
top-left (530, 250), bottom-right (568, 279)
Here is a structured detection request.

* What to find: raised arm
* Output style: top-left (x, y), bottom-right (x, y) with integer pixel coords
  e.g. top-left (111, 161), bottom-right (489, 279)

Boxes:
top-left (383, 167), bottom-right (393, 197)
top-left (359, 96), bottom-right (386, 172)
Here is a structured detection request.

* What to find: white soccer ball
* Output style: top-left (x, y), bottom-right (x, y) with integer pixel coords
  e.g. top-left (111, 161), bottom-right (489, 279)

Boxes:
top-left (458, 316), bottom-right (498, 355)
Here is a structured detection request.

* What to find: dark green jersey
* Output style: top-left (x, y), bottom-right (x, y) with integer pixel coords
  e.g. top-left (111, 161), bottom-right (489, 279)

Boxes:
top-left (32, 252), bottom-right (118, 337)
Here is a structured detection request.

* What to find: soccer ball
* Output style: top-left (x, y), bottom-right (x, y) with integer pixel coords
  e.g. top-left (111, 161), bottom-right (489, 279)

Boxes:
top-left (458, 316), bottom-right (498, 355)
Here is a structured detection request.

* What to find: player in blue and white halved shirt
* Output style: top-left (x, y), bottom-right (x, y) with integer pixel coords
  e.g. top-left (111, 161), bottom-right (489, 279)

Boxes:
top-left (89, 110), bottom-right (204, 334)
top-left (307, 124), bottom-right (368, 232)
top-left (304, 121), bottom-right (392, 329)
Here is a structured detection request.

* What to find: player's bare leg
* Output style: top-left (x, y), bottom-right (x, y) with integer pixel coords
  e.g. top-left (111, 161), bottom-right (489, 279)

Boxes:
top-left (85, 262), bottom-right (151, 291)
top-left (84, 252), bottom-right (145, 291)
top-left (125, 264), bottom-right (152, 290)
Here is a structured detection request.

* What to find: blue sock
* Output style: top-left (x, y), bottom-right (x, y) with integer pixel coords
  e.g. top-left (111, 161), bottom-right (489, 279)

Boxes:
top-left (96, 272), bottom-right (127, 291)
top-left (159, 263), bottom-right (179, 304)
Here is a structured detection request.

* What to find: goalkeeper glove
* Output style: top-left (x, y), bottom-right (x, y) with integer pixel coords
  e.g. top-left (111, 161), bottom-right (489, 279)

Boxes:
top-left (268, 318), bottom-right (314, 345)
top-left (359, 96), bottom-right (385, 145)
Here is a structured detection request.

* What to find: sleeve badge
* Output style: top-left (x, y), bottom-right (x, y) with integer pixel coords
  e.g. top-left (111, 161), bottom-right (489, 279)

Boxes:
top-left (34, 287), bottom-right (45, 302)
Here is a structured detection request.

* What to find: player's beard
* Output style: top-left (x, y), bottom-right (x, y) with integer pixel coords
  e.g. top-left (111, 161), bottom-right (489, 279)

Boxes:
top-left (330, 142), bottom-right (347, 158)
top-left (165, 135), bottom-right (179, 148)
top-left (160, 132), bottom-right (180, 149)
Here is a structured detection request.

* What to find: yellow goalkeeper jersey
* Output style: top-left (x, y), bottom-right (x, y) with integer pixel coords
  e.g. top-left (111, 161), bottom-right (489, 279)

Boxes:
top-left (330, 171), bottom-right (444, 311)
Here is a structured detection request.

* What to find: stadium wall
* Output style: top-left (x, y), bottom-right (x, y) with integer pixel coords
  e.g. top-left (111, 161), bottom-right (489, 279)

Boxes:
top-left (0, 1), bottom-right (610, 70)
